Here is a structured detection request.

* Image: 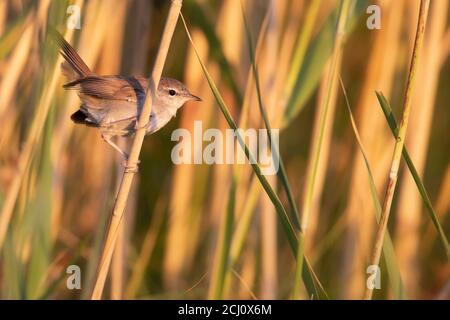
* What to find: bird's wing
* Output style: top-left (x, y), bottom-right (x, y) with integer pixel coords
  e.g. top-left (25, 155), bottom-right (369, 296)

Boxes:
top-left (64, 76), bottom-right (148, 105)
top-left (49, 28), bottom-right (93, 79)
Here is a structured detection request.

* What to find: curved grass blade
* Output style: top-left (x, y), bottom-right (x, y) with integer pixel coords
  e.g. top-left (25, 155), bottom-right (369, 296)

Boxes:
top-left (283, 0), bottom-right (367, 125)
top-left (181, 13), bottom-right (328, 300)
top-left (208, 176), bottom-right (235, 299)
top-left (341, 80), bottom-right (406, 299)
top-left (284, 0), bottom-right (321, 104)
top-left (184, 0), bottom-right (242, 105)
top-left (376, 92), bottom-right (450, 260)
top-left (0, 4), bottom-right (32, 59)
top-left (240, 1), bottom-right (300, 230)
top-left (293, 0), bottom-right (352, 298)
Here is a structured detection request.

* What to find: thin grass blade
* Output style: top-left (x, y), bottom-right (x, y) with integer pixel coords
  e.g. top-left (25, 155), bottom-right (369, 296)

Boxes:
top-left (376, 92), bottom-right (450, 260)
top-left (341, 80), bottom-right (406, 299)
top-left (181, 13), bottom-right (328, 299)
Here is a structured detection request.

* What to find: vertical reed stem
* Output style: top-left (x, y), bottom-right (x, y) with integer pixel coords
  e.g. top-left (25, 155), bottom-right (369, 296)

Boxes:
top-left (364, 0), bottom-right (430, 300)
top-left (90, 0), bottom-right (183, 299)
top-left (0, 0), bottom-right (84, 250)
top-left (293, 0), bottom-right (350, 299)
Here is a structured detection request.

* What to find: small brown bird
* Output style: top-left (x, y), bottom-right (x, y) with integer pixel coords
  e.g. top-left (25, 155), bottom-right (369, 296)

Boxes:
top-left (51, 30), bottom-right (201, 160)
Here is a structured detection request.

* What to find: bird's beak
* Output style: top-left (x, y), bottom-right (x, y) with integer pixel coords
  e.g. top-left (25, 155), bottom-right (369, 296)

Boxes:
top-left (188, 93), bottom-right (202, 102)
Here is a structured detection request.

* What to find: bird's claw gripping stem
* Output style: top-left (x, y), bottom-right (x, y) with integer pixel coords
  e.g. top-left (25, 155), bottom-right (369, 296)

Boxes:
top-left (122, 159), bottom-right (141, 173)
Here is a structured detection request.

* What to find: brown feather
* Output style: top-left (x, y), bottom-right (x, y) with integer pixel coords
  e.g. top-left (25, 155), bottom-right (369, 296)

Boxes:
top-left (64, 76), bottom-right (148, 103)
top-left (49, 29), bottom-right (93, 79)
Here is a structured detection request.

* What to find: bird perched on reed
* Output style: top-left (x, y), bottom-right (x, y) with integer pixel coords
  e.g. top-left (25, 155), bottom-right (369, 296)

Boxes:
top-left (50, 29), bottom-right (201, 163)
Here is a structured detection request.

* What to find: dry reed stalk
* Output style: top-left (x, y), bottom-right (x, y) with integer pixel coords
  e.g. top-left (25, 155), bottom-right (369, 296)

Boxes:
top-left (395, 0), bottom-right (448, 297)
top-left (0, 1), bottom-right (7, 36)
top-left (282, 0), bottom-right (320, 111)
top-left (421, 165), bottom-right (450, 268)
top-left (223, 0), bottom-right (250, 221)
top-left (125, 182), bottom-right (167, 298)
top-left (440, 26), bottom-right (450, 65)
top-left (207, 1), bottom-right (248, 299)
top-left (127, 1), bottom-right (152, 74)
top-left (436, 281), bottom-right (450, 300)
top-left (303, 59), bottom-right (339, 256)
top-left (51, 0), bottom-right (108, 162)
top-left (50, 0), bottom-right (116, 241)
top-left (260, 175), bottom-right (278, 299)
top-left (97, 1), bottom-right (129, 300)
top-left (340, 0), bottom-right (403, 298)
top-left (0, 111), bottom-right (19, 158)
top-left (90, 0), bottom-right (183, 299)
top-left (36, 0), bottom-right (51, 30)
top-left (0, 15), bottom-right (33, 118)
top-left (220, 0), bottom-right (245, 85)
top-left (208, 169), bottom-right (234, 299)
top-left (294, 0), bottom-right (350, 299)
top-left (52, 2), bottom-right (115, 243)
top-left (232, 10), bottom-right (269, 220)
top-left (299, 0), bottom-right (348, 230)
top-left (164, 3), bottom-right (241, 294)
top-left (364, 0), bottom-right (430, 300)
top-left (0, 2), bottom-right (84, 251)
top-left (272, 0), bottom-right (305, 123)
top-left (163, 165), bottom-right (195, 292)
top-left (435, 165), bottom-right (450, 222)
top-left (257, 0), bottom-right (281, 299)
top-left (223, 14), bottom-right (270, 297)
top-left (111, 221), bottom-right (124, 300)
top-left (223, 3), bottom-right (274, 299)
top-left (48, 3), bottom-right (113, 292)
top-left (163, 29), bottom-right (212, 292)
top-left (225, 0), bottom-right (301, 297)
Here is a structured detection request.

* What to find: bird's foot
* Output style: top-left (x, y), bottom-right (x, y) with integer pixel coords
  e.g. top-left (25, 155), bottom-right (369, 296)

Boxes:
top-left (122, 158), bottom-right (141, 173)
top-left (134, 120), bottom-right (150, 131)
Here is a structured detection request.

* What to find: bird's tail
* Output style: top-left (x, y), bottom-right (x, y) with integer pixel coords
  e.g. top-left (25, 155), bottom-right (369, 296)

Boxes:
top-left (48, 28), bottom-right (93, 80)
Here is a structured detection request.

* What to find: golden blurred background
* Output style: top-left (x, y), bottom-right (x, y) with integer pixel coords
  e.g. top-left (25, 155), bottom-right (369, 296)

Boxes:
top-left (0, 0), bottom-right (449, 299)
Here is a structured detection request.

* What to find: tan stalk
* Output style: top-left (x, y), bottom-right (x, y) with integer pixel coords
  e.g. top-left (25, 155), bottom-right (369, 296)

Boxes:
top-left (340, 0), bottom-right (403, 298)
top-left (125, 184), bottom-right (167, 298)
top-left (103, 1), bottom-right (129, 300)
top-left (258, 0), bottom-right (280, 300)
top-left (435, 165), bottom-right (450, 224)
top-left (163, 29), bottom-right (211, 292)
top-left (90, 0), bottom-right (183, 300)
top-left (0, 15), bottom-right (33, 118)
top-left (293, 0), bottom-right (349, 299)
top-left (0, 1), bottom-right (84, 251)
top-left (0, 1), bottom-right (7, 36)
top-left (51, 0), bottom-right (116, 241)
top-left (364, 0), bottom-right (430, 300)
top-left (303, 59), bottom-right (339, 256)
top-left (395, 0), bottom-right (448, 297)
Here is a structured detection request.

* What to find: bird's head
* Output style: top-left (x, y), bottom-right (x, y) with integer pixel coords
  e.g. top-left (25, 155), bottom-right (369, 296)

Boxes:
top-left (157, 77), bottom-right (201, 110)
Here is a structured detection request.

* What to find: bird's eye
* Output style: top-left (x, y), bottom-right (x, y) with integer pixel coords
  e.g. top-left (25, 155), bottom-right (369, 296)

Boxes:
top-left (169, 89), bottom-right (176, 96)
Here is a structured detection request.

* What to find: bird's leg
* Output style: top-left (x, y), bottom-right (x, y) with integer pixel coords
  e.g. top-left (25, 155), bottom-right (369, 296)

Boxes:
top-left (134, 116), bottom-right (151, 131)
top-left (101, 133), bottom-right (129, 158)
top-left (101, 134), bottom-right (140, 173)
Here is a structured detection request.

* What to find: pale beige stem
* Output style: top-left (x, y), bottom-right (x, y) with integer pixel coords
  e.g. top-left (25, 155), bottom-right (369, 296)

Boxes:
top-left (0, 1), bottom-right (84, 251)
top-left (50, 0), bottom-right (115, 241)
top-left (340, 0), bottom-right (403, 298)
top-left (0, 1), bottom-right (7, 36)
top-left (0, 15), bottom-right (34, 118)
top-left (304, 59), bottom-right (339, 256)
top-left (395, 0), bottom-right (448, 297)
top-left (259, 0), bottom-right (280, 299)
top-left (163, 28), bottom-right (211, 292)
top-left (364, 0), bottom-right (430, 300)
top-left (90, 0), bottom-right (183, 300)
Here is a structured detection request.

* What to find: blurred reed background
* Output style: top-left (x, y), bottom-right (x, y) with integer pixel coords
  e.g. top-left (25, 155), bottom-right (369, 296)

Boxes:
top-left (0, 0), bottom-right (449, 299)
